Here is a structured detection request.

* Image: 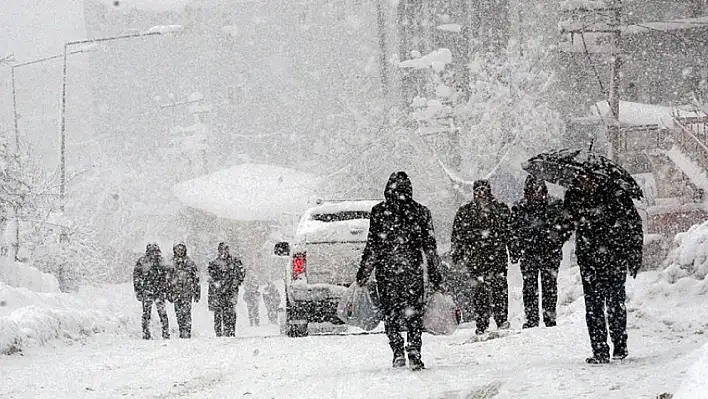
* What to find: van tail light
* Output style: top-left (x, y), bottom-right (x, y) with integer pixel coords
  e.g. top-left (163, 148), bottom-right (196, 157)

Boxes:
top-left (292, 252), bottom-right (306, 280)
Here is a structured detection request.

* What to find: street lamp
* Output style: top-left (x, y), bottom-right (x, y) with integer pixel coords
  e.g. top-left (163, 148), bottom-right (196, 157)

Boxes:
top-left (59, 27), bottom-right (182, 210)
top-left (10, 49), bottom-right (95, 153)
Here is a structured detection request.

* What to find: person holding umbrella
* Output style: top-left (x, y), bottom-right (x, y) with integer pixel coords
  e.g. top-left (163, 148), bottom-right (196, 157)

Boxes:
top-left (524, 149), bottom-right (643, 364)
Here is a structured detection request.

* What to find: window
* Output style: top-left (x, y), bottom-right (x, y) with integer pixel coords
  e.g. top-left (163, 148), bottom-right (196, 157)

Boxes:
top-left (310, 211), bottom-right (370, 222)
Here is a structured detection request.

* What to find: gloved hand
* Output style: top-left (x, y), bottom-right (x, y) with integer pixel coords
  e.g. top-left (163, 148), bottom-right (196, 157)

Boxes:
top-left (194, 291), bottom-right (201, 303)
top-left (135, 293), bottom-right (143, 302)
top-left (630, 269), bottom-right (638, 279)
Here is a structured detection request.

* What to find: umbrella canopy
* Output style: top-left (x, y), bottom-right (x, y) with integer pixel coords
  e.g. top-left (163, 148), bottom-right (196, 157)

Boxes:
top-left (172, 163), bottom-right (321, 222)
top-left (522, 149), bottom-right (643, 199)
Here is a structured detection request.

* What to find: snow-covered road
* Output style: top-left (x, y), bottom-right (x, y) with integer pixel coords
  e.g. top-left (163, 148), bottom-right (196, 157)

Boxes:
top-left (2, 311), bottom-right (705, 398)
top-left (4, 258), bottom-right (708, 398)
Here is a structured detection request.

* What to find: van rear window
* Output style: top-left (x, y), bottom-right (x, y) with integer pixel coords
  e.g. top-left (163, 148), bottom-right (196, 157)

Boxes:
top-left (310, 211), bottom-right (370, 222)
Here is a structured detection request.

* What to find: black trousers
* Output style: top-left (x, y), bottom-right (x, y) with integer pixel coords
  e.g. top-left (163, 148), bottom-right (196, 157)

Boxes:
top-left (245, 299), bottom-right (260, 326)
top-left (471, 270), bottom-right (508, 332)
top-left (213, 306), bottom-right (237, 337)
top-left (142, 298), bottom-right (169, 339)
top-left (379, 278), bottom-right (424, 356)
top-left (521, 257), bottom-right (559, 327)
top-left (383, 301), bottom-right (423, 356)
top-left (174, 299), bottom-right (193, 338)
top-left (580, 265), bottom-right (628, 358)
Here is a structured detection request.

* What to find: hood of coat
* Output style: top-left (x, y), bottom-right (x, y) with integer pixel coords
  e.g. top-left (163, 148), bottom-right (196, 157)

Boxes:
top-left (524, 175), bottom-right (548, 205)
top-left (384, 171), bottom-right (413, 205)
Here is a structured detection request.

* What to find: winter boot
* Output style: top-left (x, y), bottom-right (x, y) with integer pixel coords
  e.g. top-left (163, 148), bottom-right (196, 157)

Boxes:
top-left (612, 346), bottom-right (628, 361)
top-left (498, 321), bottom-right (511, 330)
top-left (522, 322), bottom-right (537, 329)
top-left (585, 354), bottom-right (610, 364)
top-left (392, 350), bottom-right (406, 368)
top-left (407, 349), bottom-right (425, 371)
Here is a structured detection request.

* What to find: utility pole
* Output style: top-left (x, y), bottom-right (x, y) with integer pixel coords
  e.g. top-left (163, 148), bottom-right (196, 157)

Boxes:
top-left (559, 0), bottom-right (622, 157)
top-left (607, 0), bottom-right (622, 159)
top-left (376, 0), bottom-right (389, 96)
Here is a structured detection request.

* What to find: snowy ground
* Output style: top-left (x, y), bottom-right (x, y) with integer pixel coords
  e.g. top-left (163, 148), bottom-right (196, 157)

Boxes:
top-left (3, 262), bottom-right (708, 398)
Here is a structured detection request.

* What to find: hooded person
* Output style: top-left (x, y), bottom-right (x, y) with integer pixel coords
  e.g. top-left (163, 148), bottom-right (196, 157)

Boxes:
top-left (510, 176), bottom-right (572, 328)
top-left (208, 242), bottom-right (246, 337)
top-left (133, 242), bottom-right (171, 339)
top-left (356, 171), bottom-right (442, 371)
top-left (169, 243), bottom-right (200, 338)
top-left (564, 174), bottom-right (643, 364)
top-left (451, 179), bottom-right (512, 335)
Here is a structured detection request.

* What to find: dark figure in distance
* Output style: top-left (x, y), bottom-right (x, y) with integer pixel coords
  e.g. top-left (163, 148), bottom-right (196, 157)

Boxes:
top-left (356, 171), bottom-right (442, 371)
top-left (262, 281), bottom-right (282, 324)
top-left (208, 242), bottom-right (246, 337)
top-left (564, 175), bottom-right (643, 364)
top-left (451, 180), bottom-right (512, 335)
top-left (169, 243), bottom-right (200, 339)
top-left (510, 176), bottom-right (572, 328)
top-left (133, 243), bottom-right (170, 339)
top-left (243, 279), bottom-right (261, 327)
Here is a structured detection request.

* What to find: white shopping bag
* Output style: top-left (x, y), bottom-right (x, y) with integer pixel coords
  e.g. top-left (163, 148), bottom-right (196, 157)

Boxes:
top-left (423, 292), bottom-right (460, 335)
top-left (336, 282), bottom-right (382, 331)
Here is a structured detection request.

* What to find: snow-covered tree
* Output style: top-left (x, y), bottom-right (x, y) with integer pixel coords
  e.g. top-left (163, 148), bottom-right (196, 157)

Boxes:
top-left (413, 40), bottom-right (565, 201)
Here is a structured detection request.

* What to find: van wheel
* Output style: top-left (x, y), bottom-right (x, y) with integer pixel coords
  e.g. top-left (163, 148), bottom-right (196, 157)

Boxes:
top-left (284, 297), bottom-right (308, 337)
top-left (286, 319), bottom-right (309, 337)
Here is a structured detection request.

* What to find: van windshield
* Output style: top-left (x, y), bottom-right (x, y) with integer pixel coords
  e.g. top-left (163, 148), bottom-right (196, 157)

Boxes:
top-left (310, 211), bottom-right (370, 222)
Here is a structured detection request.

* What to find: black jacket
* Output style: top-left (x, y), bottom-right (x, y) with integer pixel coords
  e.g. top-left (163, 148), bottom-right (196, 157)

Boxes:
top-left (134, 255), bottom-right (170, 301)
top-left (564, 183), bottom-right (643, 277)
top-left (510, 177), bottom-right (572, 264)
top-left (169, 255), bottom-right (200, 302)
top-left (356, 172), bottom-right (442, 309)
top-left (451, 197), bottom-right (512, 276)
top-left (208, 255), bottom-right (246, 310)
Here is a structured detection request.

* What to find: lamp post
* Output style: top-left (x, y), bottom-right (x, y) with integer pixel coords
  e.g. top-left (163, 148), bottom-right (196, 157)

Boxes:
top-left (59, 27), bottom-right (182, 211)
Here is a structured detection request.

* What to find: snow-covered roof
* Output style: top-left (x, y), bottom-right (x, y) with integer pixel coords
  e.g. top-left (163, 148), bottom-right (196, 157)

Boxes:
top-left (437, 24), bottom-right (462, 33)
top-left (171, 163), bottom-right (321, 222)
top-left (559, 0), bottom-right (609, 11)
top-left (622, 16), bottom-right (708, 36)
top-left (592, 101), bottom-right (703, 128)
top-left (398, 48), bottom-right (452, 70)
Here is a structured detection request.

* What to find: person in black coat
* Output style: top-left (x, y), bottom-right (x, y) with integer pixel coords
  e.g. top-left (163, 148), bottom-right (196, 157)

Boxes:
top-left (262, 281), bottom-right (281, 324)
top-left (243, 279), bottom-right (261, 327)
top-left (451, 180), bottom-right (512, 335)
top-left (564, 174), bottom-right (643, 364)
top-left (356, 171), bottom-right (442, 371)
top-left (510, 176), bottom-right (572, 328)
top-left (169, 243), bottom-right (200, 339)
top-left (133, 243), bottom-right (170, 340)
top-left (208, 242), bottom-right (246, 337)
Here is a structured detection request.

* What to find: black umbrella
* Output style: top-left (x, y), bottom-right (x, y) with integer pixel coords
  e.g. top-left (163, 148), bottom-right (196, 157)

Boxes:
top-left (522, 149), bottom-right (643, 199)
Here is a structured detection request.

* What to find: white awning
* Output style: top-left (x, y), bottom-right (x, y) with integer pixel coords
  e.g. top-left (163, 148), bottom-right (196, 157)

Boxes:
top-left (172, 163), bottom-right (321, 222)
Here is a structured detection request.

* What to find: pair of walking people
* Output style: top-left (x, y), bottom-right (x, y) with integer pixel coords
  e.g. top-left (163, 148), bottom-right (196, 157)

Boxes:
top-left (133, 241), bottom-right (246, 339)
top-left (133, 242), bottom-right (199, 340)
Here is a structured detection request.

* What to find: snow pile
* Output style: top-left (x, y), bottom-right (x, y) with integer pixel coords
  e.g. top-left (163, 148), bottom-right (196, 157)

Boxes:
top-left (662, 221), bottom-right (708, 282)
top-left (674, 342), bottom-right (708, 398)
top-left (0, 283), bottom-right (130, 355)
top-left (0, 260), bottom-right (60, 293)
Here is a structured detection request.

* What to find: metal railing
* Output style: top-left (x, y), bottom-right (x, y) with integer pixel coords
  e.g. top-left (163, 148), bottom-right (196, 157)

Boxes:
top-left (672, 115), bottom-right (708, 171)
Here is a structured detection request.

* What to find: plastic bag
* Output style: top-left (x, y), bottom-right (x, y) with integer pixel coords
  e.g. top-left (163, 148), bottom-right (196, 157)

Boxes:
top-left (336, 282), bottom-right (382, 331)
top-left (423, 292), bottom-right (460, 335)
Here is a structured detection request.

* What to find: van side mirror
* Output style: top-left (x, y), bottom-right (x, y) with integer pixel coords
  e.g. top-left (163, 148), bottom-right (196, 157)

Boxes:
top-left (274, 242), bottom-right (290, 257)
